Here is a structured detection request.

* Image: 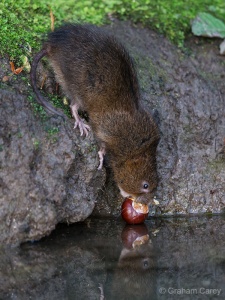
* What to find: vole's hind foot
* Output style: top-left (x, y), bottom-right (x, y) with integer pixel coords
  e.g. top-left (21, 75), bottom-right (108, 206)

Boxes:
top-left (97, 144), bottom-right (106, 170)
top-left (70, 103), bottom-right (90, 137)
top-left (74, 119), bottom-right (90, 136)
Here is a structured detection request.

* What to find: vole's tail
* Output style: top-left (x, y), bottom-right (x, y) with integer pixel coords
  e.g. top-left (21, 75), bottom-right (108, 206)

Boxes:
top-left (30, 48), bottom-right (65, 119)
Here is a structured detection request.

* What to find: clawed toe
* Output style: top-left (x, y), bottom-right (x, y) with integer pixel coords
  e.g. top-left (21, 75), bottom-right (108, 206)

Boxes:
top-left (74, 119), bottom-right (90, 137)
top-left (70, 103), bottom-right (90, 137)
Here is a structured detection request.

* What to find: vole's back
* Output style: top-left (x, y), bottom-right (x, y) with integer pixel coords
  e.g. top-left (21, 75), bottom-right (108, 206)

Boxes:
top-left (31, 24), bottom-right (160, 204)
top-left (45, 24), bottom-right (140, 116)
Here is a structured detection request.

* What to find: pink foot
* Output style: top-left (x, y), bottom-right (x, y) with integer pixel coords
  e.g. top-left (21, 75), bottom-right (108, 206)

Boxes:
top-left (98, 144), bottom-right (106, 170)
top-left (74, 119), bottom-right (90, 137)
top-left (70, 103), bottom-right (90, 137)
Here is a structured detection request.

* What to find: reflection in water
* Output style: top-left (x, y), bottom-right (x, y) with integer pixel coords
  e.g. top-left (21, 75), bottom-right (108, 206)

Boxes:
top-left (109, 224), bottom-right (157, 300)
top-left (1, 216), bottom-right (225, 299)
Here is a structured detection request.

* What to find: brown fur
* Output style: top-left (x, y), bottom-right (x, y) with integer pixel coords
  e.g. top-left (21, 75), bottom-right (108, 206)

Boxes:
top-left (31, 24), bottom-right (160, 204)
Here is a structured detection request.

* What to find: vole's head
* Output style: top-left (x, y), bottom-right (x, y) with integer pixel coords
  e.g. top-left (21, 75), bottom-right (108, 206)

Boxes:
top-left (113, 153), bottom-right (158, 205)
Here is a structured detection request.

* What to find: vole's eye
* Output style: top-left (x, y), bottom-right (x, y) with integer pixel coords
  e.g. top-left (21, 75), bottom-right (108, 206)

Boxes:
top-left (143, 183), bottom-right (149, 189)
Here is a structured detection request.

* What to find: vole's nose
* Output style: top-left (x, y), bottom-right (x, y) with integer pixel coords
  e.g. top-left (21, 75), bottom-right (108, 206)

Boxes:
top-left (134, 194), bottom-right (160, 207)
top-left (133, 194), bottom-right (152, 205)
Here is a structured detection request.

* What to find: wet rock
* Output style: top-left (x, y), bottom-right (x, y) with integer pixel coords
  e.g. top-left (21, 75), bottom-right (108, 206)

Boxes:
top-left (0, 84), bottom-right (105, 245)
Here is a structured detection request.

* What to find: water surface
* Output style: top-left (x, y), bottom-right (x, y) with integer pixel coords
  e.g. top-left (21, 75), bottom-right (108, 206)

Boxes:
top-left (1, 216), bottom-right (225, 299)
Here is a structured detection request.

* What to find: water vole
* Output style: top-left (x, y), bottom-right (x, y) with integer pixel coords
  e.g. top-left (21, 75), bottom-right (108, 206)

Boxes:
top-left (30, 24), bottom-right (160, 205)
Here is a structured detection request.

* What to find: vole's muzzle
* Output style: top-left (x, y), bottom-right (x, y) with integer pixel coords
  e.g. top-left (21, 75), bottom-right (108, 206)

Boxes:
top-left (133, 193), bottom-right (158, 206)
top-left (133, 195), bottom-right (151, 205)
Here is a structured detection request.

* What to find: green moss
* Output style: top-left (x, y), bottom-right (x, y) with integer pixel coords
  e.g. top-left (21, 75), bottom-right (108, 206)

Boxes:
top-left (1, 0), bottom-right (225, 65)
top-left (27, 89), bottom-right (71, 119)
top-left (33, 139), bottom-right (40, 150)
top-left (0, 0), bottom-right (112, 64)
top-left (46, 126), bottom-right (59, 135)
top-left (0, 0), bottom-right (50, 62)
top-left (113, 0), bottom-right (225, 47)
top-left (27, 94), bottom-right (47, 120)
top-left (48, 94), bottom-right (71, 118)
top-left (45, 126), bottom-right (60, 143)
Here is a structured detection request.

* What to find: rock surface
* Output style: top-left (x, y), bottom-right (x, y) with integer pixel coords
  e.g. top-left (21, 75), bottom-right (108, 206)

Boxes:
top-left (0, 80), bottom-right (105, 245)
top-left (0, 21), bottom-right (225, 245)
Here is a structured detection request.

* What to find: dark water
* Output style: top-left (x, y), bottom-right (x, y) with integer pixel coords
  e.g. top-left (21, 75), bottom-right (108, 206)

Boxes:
top-left (1, 216), bottom-right (225, 300)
